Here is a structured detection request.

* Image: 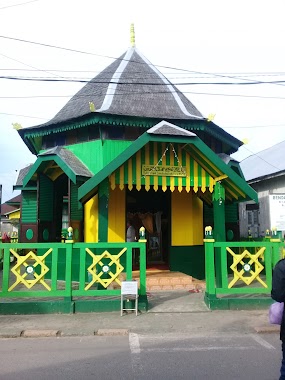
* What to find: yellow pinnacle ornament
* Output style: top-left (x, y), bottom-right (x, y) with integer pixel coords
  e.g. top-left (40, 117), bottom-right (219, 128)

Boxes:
top-left (207, 113), bottom-right (216, 122)
top-left (130, 23), bottom-right (135, 47)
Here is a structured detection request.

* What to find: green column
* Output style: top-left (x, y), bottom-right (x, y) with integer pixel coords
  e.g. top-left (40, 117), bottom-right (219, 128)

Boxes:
top-left (212, 182), bottom-right (226, 288)
top-left (98, 178), bottom-right (109, 242)
top-left (204, 238), bottom-right (216, 297)
top-left (213, 182), bottom-right (226, 241)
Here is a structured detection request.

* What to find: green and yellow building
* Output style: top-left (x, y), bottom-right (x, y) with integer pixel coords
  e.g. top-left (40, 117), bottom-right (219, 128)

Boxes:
top-left (15, 31), bottom-right (257, 282)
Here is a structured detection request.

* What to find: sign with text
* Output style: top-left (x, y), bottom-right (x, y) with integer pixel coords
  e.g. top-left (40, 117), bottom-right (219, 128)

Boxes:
top-left (269, 194), bottom-right (285, 230)
top-left (121, 281), bottom-right (138, 295)
top-left (142, 165), bottom-right (186, 177)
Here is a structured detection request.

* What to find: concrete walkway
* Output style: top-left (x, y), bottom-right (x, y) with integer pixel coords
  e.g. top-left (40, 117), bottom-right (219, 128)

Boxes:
top-left (0, 291), bottom-right (279, 338)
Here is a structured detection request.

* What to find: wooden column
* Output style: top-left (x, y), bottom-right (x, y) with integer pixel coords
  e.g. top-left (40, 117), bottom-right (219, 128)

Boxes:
top-left (212, 181), bottom-right (226, 287)
top-left (98, 178), bottom-right (109, 242)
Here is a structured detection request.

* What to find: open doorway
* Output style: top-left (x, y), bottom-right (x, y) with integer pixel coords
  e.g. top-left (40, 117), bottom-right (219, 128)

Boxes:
top-left (126, 187), bottom-right (170, 268)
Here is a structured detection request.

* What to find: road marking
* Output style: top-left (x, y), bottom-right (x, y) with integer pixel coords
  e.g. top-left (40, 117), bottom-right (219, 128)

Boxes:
top-left (250, 334), bottom-right (276, 350)
top-left (129, 333), bottom-right (142, 378)
top-left (129, 333), bottom-right (141, 354)
top-left (144, 346), bottom-right (256, 353)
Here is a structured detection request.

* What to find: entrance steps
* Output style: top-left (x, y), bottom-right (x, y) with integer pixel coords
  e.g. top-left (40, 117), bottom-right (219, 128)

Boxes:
top-left (132, 269), bottom-right (206, 292)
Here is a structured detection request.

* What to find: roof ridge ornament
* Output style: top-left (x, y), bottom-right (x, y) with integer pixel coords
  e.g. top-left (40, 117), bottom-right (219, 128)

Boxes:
top-left (130, 23), bottom-right (135, 47)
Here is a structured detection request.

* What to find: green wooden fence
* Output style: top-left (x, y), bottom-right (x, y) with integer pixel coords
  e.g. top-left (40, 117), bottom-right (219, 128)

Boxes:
top-left (204, 237), bottom-right (283, 309)
top-left (0, 241), bottom-right (147, 314)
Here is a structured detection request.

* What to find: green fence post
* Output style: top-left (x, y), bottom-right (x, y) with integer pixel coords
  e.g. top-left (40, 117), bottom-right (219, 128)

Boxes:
top-left (64, 243), bottom-right (73, 306)
top-left (126, 244), bottom-right (132, 281)
top-left (2, 246), bottom-right (10, 294)
top-left (271, 235), bottom-right (282, 268)
top-left (138, 241), bottom-right (147, 296)
top-left (204, 227), bottom-right (216, 299)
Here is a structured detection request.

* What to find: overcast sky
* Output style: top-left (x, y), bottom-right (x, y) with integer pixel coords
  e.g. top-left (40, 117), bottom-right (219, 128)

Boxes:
top-left (1, 0), bottom-right (285, 202)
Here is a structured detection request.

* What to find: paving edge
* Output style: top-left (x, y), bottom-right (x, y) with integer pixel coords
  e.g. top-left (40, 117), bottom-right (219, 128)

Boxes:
top-left (0, 332), bottom-right (21, 338)
top-left (95, 329), bottom-right (129, 336)
top-left (21, 329), bottom-right (61, 338)
top-left (254, 325), bottom-right (280, 334)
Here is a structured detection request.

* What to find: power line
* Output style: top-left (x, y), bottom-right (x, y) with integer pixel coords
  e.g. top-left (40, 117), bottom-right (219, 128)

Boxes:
top-left (239, 145), bottom-right (282, 173)
top-left (0, 52), bottom-right (63, 78)
top-left (1, 34), bottom-right (285, 89)
top-left (0, 111), bottom-right (47, 119)
top-left (0, 0), bottom-right (40, 10)
top-left (1, 90), bottom-right (285, 100)
top-left (1, 67), bottom-right (285, 78)
top-left (2, 74), bottom-right (285, 86)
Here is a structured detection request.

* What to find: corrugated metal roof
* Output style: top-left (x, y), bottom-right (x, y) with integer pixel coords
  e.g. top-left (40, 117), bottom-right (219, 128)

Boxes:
top-left (240, 140), bottom-right (285, 181)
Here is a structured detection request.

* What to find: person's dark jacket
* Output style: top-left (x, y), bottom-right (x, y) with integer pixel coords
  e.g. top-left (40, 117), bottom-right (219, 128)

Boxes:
top-left (271, 259), bottom-right (285, 340)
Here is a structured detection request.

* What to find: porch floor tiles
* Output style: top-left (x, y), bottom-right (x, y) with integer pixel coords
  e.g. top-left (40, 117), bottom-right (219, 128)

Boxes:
top-left (132, 269), bottom-right (206, 292)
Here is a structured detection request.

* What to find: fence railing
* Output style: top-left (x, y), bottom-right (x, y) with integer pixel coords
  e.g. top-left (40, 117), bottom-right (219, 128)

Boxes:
top-left (0, 241), bottom-right (146, 300)
top-left (204, 238), bottom-right (282, 298)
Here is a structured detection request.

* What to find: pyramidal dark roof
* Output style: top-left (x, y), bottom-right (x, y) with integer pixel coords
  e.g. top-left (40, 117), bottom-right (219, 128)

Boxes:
top-left (35, 47), bottom-right (204, 128)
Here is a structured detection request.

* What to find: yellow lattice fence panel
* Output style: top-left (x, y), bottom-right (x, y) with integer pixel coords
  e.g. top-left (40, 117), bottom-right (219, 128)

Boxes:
top-left (85, 248), bottom-right (126, 290)
top-left (8, 248), bottom-right (52, 291)
top-left (227, 246), bottom-right (267, 288)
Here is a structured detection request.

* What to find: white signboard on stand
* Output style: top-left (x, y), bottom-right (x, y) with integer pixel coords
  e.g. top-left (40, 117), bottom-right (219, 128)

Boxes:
top-left (121, 281), bottom-right (138, 316)
top-left (269, 194), bottom-right (285, 231)
top-left (121, 281), bottom-right (138, 295)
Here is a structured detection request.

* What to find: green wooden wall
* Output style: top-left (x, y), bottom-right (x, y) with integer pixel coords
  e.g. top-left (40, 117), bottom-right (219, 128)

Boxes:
top-left (39, 174), bottom-right (54, 222)
top-left (169, 246), bottom-right (205, 280)
top-left (21, 190), bottom-right (37, 223)
top-left (70, 182), bottom-right (83, 221)
top-left (66, 140), bottom-right (132, 175)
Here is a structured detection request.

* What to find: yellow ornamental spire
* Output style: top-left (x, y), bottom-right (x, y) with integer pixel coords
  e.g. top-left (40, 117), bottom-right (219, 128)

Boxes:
top-left (130, 23), bottom-right (135, 47)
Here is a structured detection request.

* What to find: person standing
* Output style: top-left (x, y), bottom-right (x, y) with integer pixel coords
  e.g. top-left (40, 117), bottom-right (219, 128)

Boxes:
top-left (272, 258), bottom-right (285, 380)
top-left (126, 220), bottom-right (136, 242)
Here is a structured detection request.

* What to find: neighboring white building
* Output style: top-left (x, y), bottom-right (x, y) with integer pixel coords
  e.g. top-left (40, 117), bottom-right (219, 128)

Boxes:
top-left (239, 140), bottom-right (285, 238)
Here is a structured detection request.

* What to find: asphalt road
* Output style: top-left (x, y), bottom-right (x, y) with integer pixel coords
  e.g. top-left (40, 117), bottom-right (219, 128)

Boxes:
top-left (0, 333), bottom-right (281, 379)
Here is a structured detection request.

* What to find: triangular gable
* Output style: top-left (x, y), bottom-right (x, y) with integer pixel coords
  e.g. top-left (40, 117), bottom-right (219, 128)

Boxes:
top-left (78, 121), bottom-right (257, 204)
top-left (22, 147), bottom-right (92, 187)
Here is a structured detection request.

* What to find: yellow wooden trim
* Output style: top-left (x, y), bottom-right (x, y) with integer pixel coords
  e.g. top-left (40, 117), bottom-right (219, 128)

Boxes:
top-left (128, 158), bottom-right (133, 191)
top-left (214, 174), bottom-right (228, 182)
top-left (153, 142), bottom-right (158, 191)
top-left (193, 160), bottom-right (198, 192)
top-left (145, 144), bottom-right (150, 191)
top-left (136, 150), bottom-right (141, 191)
top-left (178, 146), bottom-right (183, 192)
top-left (227, 181), bottom-right (246, 198)
top-left (186, 153), bottom-right (190, 193)
top-left (209, 176), bottom-right (214, 192)
top-left (170, 144), bottom-right (175, 192)
top-left (119, 165), bottom-right (124, 190)
top-left (162, 142), bottom-right (167, 192)
top-left (8, 210), bottom-right (20, 219)
top-left (84, 195), bottom-right (98, 242)
top-left (108, 187), bottom-right (126, 242)
top-left (189, 145), bottom-right (221, 178)
top-left (226, 187), bottom-right (238, 200)
top-left (110, 172), bottom-right (116, 190)
top-left (49, 168), bottom-right (63, 181)
top-left (201, 168), bottom-right (206, 193)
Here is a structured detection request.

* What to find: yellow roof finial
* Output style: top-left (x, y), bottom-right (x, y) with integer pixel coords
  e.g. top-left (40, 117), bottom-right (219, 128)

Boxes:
top-left (130, 23), bottom-right (135, 47)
